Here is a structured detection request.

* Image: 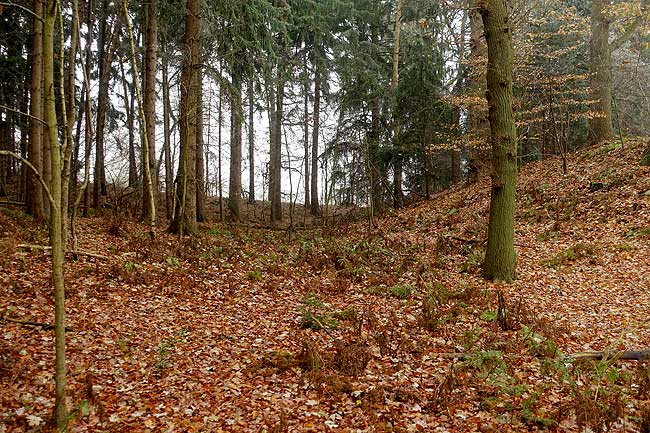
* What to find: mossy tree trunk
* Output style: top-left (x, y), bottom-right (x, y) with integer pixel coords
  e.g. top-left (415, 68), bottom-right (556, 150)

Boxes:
top-left (480, 0), bottom-right (517, 282)
top-left (142, 0), bottom-right (158, 225)
top-left (169, 0), bottom-right (199, 235)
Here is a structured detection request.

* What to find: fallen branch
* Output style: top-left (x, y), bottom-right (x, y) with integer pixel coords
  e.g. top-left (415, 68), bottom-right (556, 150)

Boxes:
top-left (567, 350), bottom-right (650, 361)
top-left (16, 243), bottom-right (110, 260)
top-left (0, 200), bottom-right (25, 206)
top-left (3, 317), bottom-right (73, 332)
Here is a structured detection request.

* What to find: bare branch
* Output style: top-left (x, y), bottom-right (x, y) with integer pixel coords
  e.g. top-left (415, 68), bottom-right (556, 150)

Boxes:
top-left (0, 1), bottom-right (43, 22)
top-left (0, 151), bottom-right (55, 207)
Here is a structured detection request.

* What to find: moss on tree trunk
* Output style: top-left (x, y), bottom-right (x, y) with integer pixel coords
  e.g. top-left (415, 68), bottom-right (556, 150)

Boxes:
top-left (480, 0), bottom-right (517, 282)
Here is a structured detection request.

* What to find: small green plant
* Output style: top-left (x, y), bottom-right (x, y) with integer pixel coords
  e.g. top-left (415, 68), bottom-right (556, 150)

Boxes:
top-left (123, 260), bottom-right (139, 272)
top-left (461, 249), bottom-right (484, 273)
top-left (388, 284), bottom-right (413, 299)
top-left (166, 256), bottom-right (180, 268)
top-left (332, 307), bottom-right (358, 321)
top-left (153, 328), bottom-right (190, 376)
top-left (246, 270), bottom-right (263, 281)
top-left (625, 227), bottom-right (650, 238)
top-left (541, 242), bottom-right (598, 268)
top-left (481, 309), bottom-right (498, 322)
top-left (536, 230), bottom-right (558, 241)
top-left (299, 293), bottom-right (338, 331)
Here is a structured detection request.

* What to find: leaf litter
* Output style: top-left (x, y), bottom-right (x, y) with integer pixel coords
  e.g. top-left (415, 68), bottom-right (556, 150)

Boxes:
top-left (1, 139), bottom-right (650, 431)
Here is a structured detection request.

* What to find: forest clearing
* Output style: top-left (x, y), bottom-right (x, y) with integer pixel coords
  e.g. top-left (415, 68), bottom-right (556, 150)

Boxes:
top-left (2, 138), bottom-right (650, 432)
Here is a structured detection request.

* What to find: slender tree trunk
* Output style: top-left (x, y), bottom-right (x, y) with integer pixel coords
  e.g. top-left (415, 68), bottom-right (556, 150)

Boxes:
top-left (217, 74), bottom-right (223, 221)
top-left (143, 0), bottom-right (158, 222)
top-left (27, 0), bottom-right (45, 220)
top-left (480, 0), bottom-right (518, 282)
top-left (82, 0), bottom-right (93, 218)
top-left (61, 0), bottom-right (79, 248)
top-left (120, 59), bottom-right (138, 188)
top-left (270, 72), bottom-right (283, 222)
top-left (303, 79), bottom-right (310, 208)
top-left (196, 73), bottom-right (206, 222)
top-left (162, 54), bottom-right (173, 218)
top-left (169, 0), bottom-right (199, 235)
top-left (44, 0), bottom-right (67, 428)
top-left (391, 0), bottom-right (403, 209)
top-left (310, 67), bottom-right (320, 216)
top-left (248, 79), bottom-right (255, 203)
top-left (369, 98), bottom-right (383, 217)
top-left (94, 0), bottom-right (112, 208)
top-left (229, 68), bottom-right (243, 222)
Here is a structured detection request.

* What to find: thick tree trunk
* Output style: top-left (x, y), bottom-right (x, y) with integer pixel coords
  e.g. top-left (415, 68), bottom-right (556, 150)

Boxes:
top-left (44, 0), bottom-right (67, 428)
top-left (169, 0), bottom-right (199, 235)
top-left (162, 55), bottom-right (173, 218)
top-left (310, 67), bottom-right (320, 216)
top-left (143, 0), bottom-right (158, 222)
top-left (196, 73), bottom-right (206, 222)
top-left (248, 79), bottom-right (255, 203)
top-left (269, 73), bottom-right (283, 222)
top-left (228, 68), bottom-right (243, 223)
top-left (27, 0), bottom-right (45, 220)
top-left (588, 0), bottom-right (613, 143)
top-left (480, 0), bottom-right (517, 282)
top-left (369, 99), bottom-right (383, 217)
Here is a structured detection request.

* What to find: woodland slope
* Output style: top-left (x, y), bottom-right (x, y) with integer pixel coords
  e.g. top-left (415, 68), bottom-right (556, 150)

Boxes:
top-left (1, 138), bottom-right (650, 432)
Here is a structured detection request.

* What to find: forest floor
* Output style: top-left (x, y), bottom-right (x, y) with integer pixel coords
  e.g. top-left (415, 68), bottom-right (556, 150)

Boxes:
top-left (1, 138), bottom-right (650, 432)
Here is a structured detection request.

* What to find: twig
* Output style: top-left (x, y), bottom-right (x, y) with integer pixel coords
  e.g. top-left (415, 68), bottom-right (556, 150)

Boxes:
top-left (16, 243), bottom-right (110, 260)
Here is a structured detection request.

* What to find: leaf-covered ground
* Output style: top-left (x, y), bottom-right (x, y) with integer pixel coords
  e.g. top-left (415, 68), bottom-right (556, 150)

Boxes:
top-left (2, 139), bottom-right (650, 432)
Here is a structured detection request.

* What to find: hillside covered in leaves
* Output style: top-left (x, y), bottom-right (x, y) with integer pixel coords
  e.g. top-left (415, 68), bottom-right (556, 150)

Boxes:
top-left (1, 138), bottom-right (650, 432)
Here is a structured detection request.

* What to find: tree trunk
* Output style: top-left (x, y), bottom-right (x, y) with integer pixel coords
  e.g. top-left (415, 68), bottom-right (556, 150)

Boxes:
top-left (120, 59), bottom-right (138, 189)
top-left (162, 54), bottom-right (173, 218)
top-left (169, 0), bottom-right (199, 235)
top-left (27, 0), bottom-right (45, 220)
top-left (82, 0), bottom-right (93, 218)
top-left (270, 73), bottom-right (283, 222)
top-left (369, 98), bottom-right (383, 217)
top-left (588, 0), bottom-right (613, 143)
top-left (228, 68), bottom-right (243, 222)
top-left (94, 0), bottom-right (113, 208)
top-left (480, 0), bottom-right (518, 282)
top-left (310, 67), bottom-right (320, 216)
top-left (391, 0), bottom-right (403, 209)
top-left (44, 0), bottom-right (67, 428)
top-left (61, 0), bottom-right (80, 248)
top-left (196, 72), bottom-right (206, 222)
top-left (217, 70), bottom-right (223, 221)
top-left (143, 0), bottom-right (158, 222)
top-left (303, 79), bottom-right (310, 209)
top-left (248, 79), bottom-right (255, 203)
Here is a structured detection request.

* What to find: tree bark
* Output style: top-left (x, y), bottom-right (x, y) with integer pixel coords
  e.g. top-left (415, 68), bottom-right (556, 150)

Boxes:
top-left (169, 0), bottom-right (199, 235)
top-left (303, 79), bottom-right (310, 209)
top-left (310, 67), bottom-right (320, 216)
top-left (143, 0), bottom-right (158, 223)
top-left (27, 0), bottom-right (45, 220)
top-left (391, 0), bottom-right (403, 209)
top-left (94, 0), bottom-right (114, 208)
top-left (480, 0), bottom-right (518, 282)
top-left (44, 0), bottom-right (67, 428)
top-left (588, 0), bottom-right (613, 142)
top-left (196, 72), bottom-right (206, 222)
top-left (228, 67), bottom-right (243, 223)
top-left (162, 54), bottom-right (173, 218)
top-left (248, 79), bottom-right (255, 203)
top-left (641, 140), bottom-right (650, 166)
top-left (270, 72), bottom-right (283, 222)
top-left (120, 58), bottom-right (138, 189)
